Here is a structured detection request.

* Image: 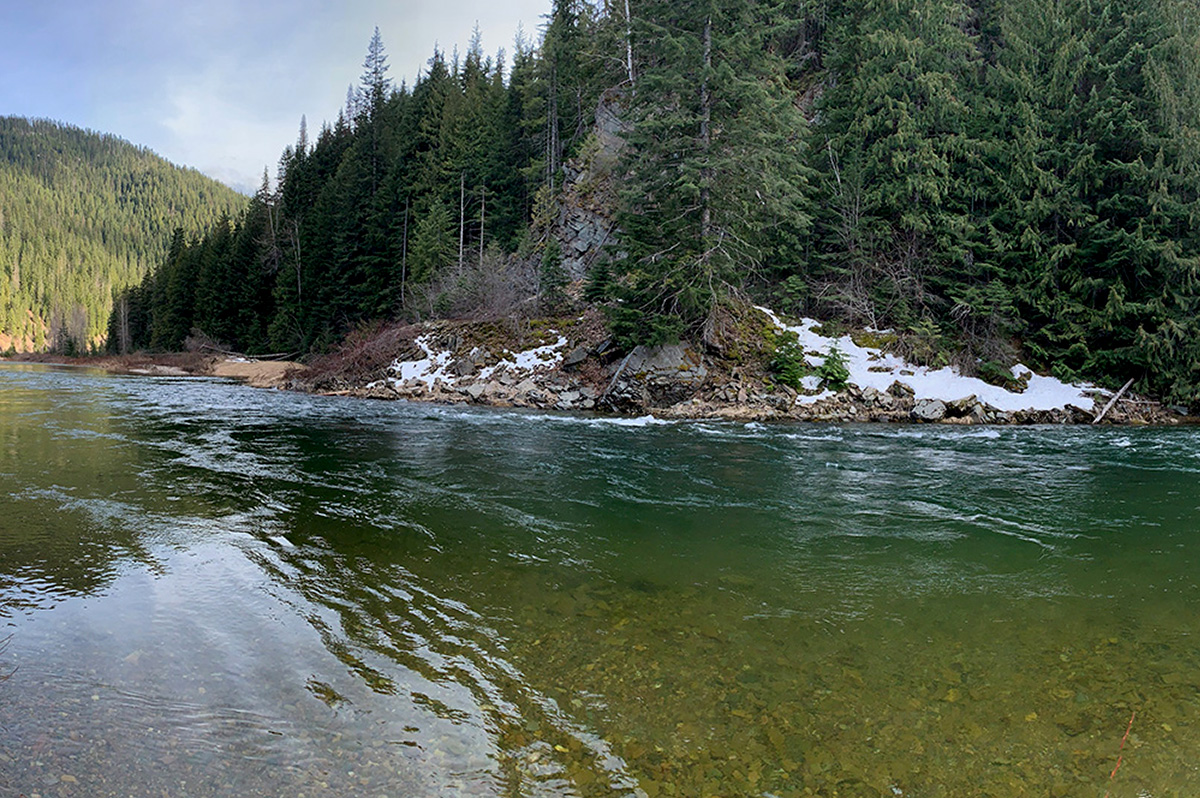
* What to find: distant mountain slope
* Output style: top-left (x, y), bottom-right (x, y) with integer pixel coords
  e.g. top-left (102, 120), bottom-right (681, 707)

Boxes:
top-left (0, 116), bottom-right (246, 352)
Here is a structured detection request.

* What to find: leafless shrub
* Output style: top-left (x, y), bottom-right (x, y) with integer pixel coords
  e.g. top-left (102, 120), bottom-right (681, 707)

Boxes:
top-left (302, 321), bottom-right (419, 389)
top-left (406, 248), bottom-right (539, 324)
top-left (183, 328), bottom-right (234, 355)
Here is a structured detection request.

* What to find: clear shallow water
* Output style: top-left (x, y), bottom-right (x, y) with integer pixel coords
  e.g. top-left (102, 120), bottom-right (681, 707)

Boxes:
top-left (1, 364), bottom-right (1199, 797)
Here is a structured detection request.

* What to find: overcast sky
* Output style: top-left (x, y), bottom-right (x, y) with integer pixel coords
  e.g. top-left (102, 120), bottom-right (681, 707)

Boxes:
top-left (0, 0), bottom-right (550, 194)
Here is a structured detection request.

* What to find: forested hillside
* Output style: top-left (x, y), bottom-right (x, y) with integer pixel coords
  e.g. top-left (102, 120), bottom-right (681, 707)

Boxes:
top-left (115, 0), bottom-right (1200, 407)
top-left (0, 117), bottom-right (245, 352)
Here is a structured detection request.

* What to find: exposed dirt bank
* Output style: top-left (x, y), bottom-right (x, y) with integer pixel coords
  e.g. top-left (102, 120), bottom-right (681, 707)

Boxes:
top-left (1, 352), bottom-right (306, 390)
top-left (208, 359), bottom-right (305, 389)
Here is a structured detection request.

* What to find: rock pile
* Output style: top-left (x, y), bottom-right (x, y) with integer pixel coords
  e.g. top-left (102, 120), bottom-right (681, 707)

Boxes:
top-left (302, 314), bottom-right (1191, 427)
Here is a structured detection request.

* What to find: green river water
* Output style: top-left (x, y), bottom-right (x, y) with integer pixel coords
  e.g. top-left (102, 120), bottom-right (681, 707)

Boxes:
top-left (1, 363), bottom-right (1199, 797)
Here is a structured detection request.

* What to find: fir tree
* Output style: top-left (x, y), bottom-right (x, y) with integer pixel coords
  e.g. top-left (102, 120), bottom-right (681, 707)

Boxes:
top-left (612, 0), bottom-right (813, 345)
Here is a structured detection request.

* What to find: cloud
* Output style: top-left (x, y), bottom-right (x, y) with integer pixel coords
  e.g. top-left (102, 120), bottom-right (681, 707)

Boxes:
top-left (1, 0), bottom-right (551, 191)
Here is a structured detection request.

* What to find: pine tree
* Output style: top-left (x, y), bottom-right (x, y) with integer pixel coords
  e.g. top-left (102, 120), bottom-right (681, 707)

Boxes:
top-left (611, 0), bottom-right (814, 345)
top-left (410, 196), bottom-right (455, 286)
top-left (539, 239), bottom-right (568, 312)
top-left (810, 0), bottom-right (983, 333)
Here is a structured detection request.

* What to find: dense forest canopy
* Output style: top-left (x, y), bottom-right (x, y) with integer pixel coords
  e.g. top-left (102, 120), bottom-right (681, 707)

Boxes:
top-left (0, 117), bottom-right (246, 352)
top-left (114, 0), bottom-right (1200, 406)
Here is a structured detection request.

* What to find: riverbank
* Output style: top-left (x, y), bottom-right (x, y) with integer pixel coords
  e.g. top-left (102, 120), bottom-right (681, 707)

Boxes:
top-left (288, 307), bottom-right (1191, 426)
top-left (6, 306), bottom-right (1190, 425)
top-left (1, 352), bottom-right (305, 390)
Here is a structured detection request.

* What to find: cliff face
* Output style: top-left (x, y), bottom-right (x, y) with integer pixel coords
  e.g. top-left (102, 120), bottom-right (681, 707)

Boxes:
top-left (550, 90), bottom-right (627, 282)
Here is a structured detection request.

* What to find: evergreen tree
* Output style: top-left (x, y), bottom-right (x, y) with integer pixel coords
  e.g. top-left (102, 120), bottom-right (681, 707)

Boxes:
top-left (410, 196), bottom-right (456, 285)
top-left (810, 0), bottom-right (983, 334)
top-left (611, 0), bottom-right (813, 345)
top-left (539, 239), bottom-right (568, 311)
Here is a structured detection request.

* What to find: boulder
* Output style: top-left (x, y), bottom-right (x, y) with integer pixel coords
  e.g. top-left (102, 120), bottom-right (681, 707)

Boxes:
top-left (968, 403), bottom-right (989, 424)
top-left (913, 398), bottom-right (947, 421)
top-left (616, 343), bottom-right (708, 407)
top-left (946, 395), bottom-right (976, 417)
top-left (562, 345), bottom-right (590, 368)
top-left (466, 383), bottom-right (487, 401)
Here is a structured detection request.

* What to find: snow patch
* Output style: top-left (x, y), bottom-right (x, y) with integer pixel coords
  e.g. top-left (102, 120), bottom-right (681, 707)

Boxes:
top-left (386, 333), bottom-right (568, 389)
top-left (478, 336), bottom-right (568, 381)
top-left (759, 307), bottom-right (1100, 413)
top-left (392, 335), bottom-right (456, 388)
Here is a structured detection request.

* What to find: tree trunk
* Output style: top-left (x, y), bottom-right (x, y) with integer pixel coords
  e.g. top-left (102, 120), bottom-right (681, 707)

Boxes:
top-left (624, 0), bottom-right (635, 86)
top-left (458, 172), bottom-right (465, 271)
top-left (699, 14), bottom-right (713, 263)
top-left (401, 198), bottom-right (409, 308)
top-left (117, 294), bottom-right (131, 355)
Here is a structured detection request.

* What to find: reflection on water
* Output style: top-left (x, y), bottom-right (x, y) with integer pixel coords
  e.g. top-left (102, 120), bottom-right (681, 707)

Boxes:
top-left (2, 363), bottom-right (1200, 796)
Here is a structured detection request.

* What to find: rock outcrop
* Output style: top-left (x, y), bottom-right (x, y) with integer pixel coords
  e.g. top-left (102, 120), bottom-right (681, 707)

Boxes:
top-left (292, 310), bottom-right (1191, 426)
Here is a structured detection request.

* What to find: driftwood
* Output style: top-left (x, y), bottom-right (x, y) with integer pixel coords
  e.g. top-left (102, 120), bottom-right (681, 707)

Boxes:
top-left (1093, 378), bottom-right (1135, 424)
top-left (602, 350), bottom-right (635, 402)
top-left (197, 343), bottom-right (296, 361)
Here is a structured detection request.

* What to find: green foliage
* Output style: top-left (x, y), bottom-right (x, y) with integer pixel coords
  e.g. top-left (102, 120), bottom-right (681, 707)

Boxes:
top-left (582, 260), bottom-right (614, 303)
top-left (769, 331), bottom-right (809, 390)
top-left (0, 116), bottom-right (244, 352)
top-left (816, 345), bottom-right (850, 391)
top-left (612, 0), bottom-right (815, 343)
top-left (977, 360), bottom-right (1018, 390)
top-left (606, 302), bottom-right (686, 350)
top-left (901, 317), bottom-right (953, 369)
top-left (102, 3), bottom-right (1200, 406)
top-left (539, 239), bottom-right (568, 312)
top-left (410, 197), bottom-right (455, 285)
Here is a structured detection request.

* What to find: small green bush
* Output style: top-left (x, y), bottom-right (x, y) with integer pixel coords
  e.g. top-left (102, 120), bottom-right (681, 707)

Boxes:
top-left (817, 345), bottom-right (850, 390)
top-left (769, 331), bottom-right (808, 389)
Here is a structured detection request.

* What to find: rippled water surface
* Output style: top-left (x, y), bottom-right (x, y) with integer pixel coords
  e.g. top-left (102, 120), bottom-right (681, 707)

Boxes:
top-left (2, 363), bottom-right (1200, 797)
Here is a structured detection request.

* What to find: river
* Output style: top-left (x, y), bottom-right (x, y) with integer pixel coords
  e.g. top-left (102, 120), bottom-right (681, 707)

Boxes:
top-left (1, 363), bottom-right (1198, 797)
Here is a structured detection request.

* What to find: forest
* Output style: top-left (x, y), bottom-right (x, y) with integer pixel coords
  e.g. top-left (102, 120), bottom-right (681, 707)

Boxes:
top-left (0, 117), bottom-right (245, 351)
top-left (114, 0), bottom-right (1200, 406)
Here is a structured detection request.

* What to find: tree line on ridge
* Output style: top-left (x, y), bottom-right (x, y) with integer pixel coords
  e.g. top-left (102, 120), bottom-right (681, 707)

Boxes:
top-left (112, 0), bottom-right (1200, 407)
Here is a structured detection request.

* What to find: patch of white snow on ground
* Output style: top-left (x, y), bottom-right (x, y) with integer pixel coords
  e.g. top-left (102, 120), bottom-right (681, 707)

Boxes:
top-left (386, 333), bottom-right (568, 389)
top-left (478, 336), bottom-right (568, 380)
top-left (758, 307), bottom-right (1101, 413)
top-left (390, 335), bottom-right (456, 387)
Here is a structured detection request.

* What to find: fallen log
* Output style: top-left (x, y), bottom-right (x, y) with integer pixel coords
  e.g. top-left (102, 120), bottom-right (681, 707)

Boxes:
top-left (1093, 378), bottom-right (1135, 424)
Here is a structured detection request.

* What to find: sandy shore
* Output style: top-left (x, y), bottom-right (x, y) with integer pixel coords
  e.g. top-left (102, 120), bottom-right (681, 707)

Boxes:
top-left (1, 353), bottom-right (306, 390)
top-left (208, 358), bottom-right (304, 389)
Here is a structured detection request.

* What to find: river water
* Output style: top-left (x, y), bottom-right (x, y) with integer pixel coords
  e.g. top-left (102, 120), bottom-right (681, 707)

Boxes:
top-left (1, 363), bottom-right (1198, 797)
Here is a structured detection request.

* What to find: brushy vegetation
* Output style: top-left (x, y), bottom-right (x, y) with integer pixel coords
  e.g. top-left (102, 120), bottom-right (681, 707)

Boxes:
top-left (110, 0), bottom-right (1200, 408)
top-left (769, 331), bottom-right (809, 390)
top-left (816, 346), bottom-right (850, 392)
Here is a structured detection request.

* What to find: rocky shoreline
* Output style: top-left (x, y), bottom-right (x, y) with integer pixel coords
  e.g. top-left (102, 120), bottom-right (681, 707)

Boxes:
top-left (291, 314), bottom-right (1191, 427)
top-left (7, 310), bottom-right (1189, 426)
top-left (317, 359), bottom-right (1176, 426)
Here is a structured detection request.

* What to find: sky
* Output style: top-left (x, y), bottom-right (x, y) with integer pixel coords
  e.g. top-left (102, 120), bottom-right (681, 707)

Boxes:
top-left (0, 0), bottom-right (550, 194)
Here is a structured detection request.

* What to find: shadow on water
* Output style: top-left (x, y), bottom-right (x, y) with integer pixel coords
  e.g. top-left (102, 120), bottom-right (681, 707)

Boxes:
top-left (0, 369), bottom-right (167, 617)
